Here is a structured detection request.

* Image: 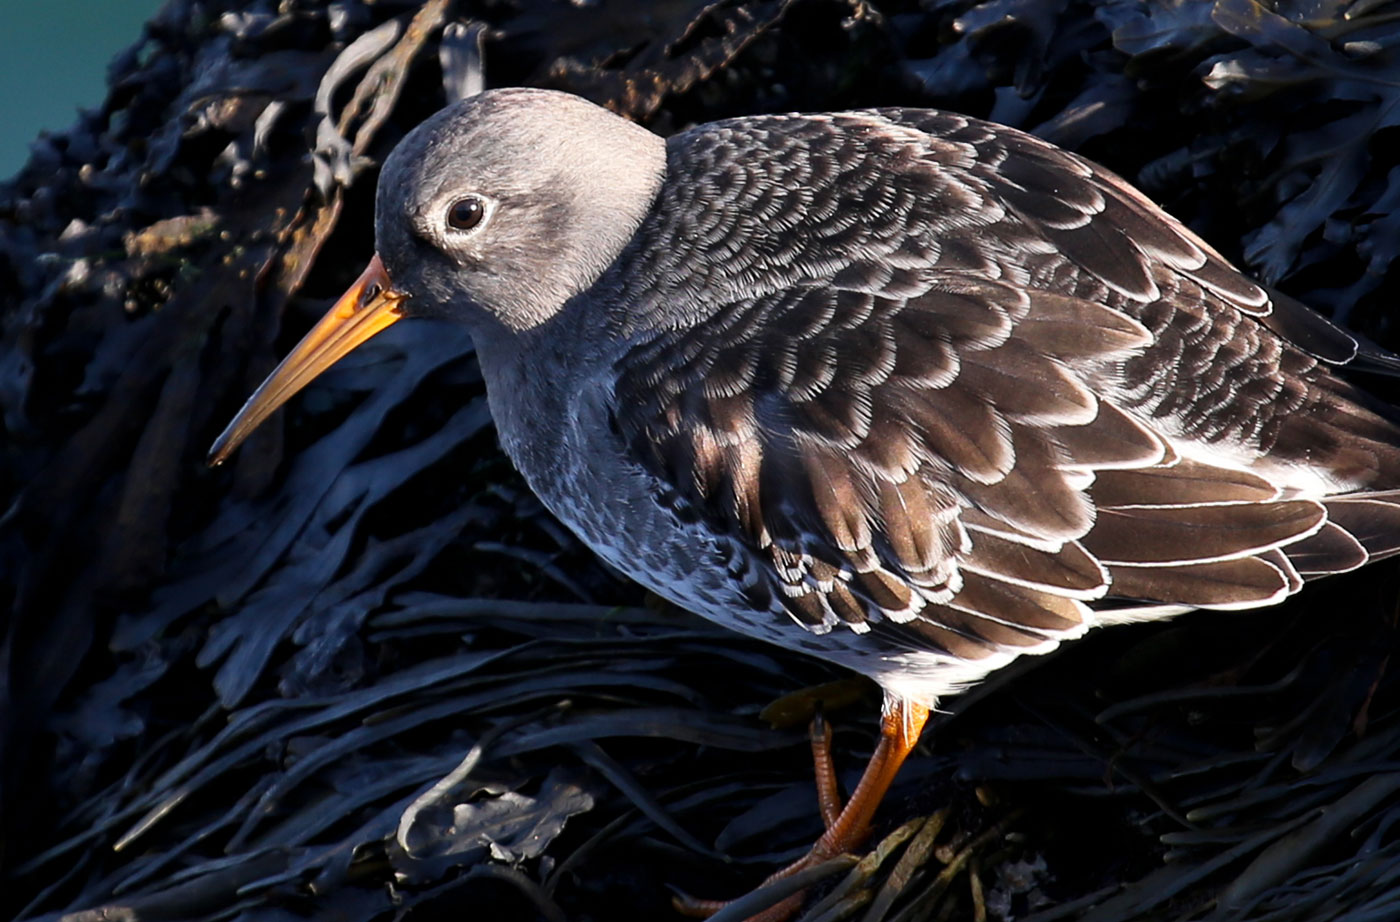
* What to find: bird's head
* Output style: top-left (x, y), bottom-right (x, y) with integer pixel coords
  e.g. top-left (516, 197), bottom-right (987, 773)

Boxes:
top-left (208, 87), bottom-right (665, 466)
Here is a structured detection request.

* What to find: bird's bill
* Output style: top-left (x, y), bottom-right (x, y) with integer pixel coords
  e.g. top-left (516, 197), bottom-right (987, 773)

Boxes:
top-left (207, 253), bottom-right (407, 467)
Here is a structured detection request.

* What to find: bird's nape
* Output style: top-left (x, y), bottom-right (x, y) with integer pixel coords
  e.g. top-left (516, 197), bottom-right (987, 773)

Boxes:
top-left (207, 254), bottom-right (407, 466)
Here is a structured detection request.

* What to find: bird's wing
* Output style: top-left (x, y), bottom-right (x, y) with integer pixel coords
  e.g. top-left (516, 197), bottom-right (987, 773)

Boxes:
top-left (605, 108), bottom-right (1400, 658)
top-left (611, 273), bottom-right (1333, 654)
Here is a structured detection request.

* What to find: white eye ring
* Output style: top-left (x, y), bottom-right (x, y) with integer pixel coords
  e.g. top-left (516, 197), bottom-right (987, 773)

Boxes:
top-left (445, 195), bottom-right (494, 234)
top-left (450, 194), bottom-right (490, 229)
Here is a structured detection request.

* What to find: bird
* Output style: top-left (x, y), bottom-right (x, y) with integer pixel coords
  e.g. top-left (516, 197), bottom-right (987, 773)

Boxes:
top-left (209, 87), bottom-right (1400, 919)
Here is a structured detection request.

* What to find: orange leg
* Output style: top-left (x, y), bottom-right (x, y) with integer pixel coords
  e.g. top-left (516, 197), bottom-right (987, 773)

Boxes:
top-left (675, 697), bottom-right (931, 921)
top-left (810, 709), bottom-right (842, 829)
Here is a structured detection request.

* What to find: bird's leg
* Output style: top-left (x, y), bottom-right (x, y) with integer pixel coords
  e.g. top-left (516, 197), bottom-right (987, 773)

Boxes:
top-left (804, 697), bottom-right (930, 865)
top-left (810, 708), bottom-right (842, 829)
top-left (674, 697), bottom-right (931, 921)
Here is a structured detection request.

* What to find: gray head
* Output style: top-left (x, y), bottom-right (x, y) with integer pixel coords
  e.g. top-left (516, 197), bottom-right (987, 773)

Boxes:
top-left (375, 87), bottom-right (668, 333)
top-left (206, 88), bottom-right (666, 466)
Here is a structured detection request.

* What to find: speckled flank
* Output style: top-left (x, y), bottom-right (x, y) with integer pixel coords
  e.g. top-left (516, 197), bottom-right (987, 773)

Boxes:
top-left (372, 89), bottom-right (1400, 707)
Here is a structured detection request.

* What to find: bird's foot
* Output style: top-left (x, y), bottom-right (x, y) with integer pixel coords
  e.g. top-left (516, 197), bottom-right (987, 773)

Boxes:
top-left (672, 700), bottom-right (929, 921)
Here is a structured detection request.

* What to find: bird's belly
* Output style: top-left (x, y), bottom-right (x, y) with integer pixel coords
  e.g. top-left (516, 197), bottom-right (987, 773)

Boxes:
top-left (524, 428), bottom-right (785, 631)
top-left (511, 411), bottom-right (1015, 705)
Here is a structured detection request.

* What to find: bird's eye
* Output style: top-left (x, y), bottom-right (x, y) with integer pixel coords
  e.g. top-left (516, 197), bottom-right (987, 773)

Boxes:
top-left (447, 197), bottom-right (486, 232)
